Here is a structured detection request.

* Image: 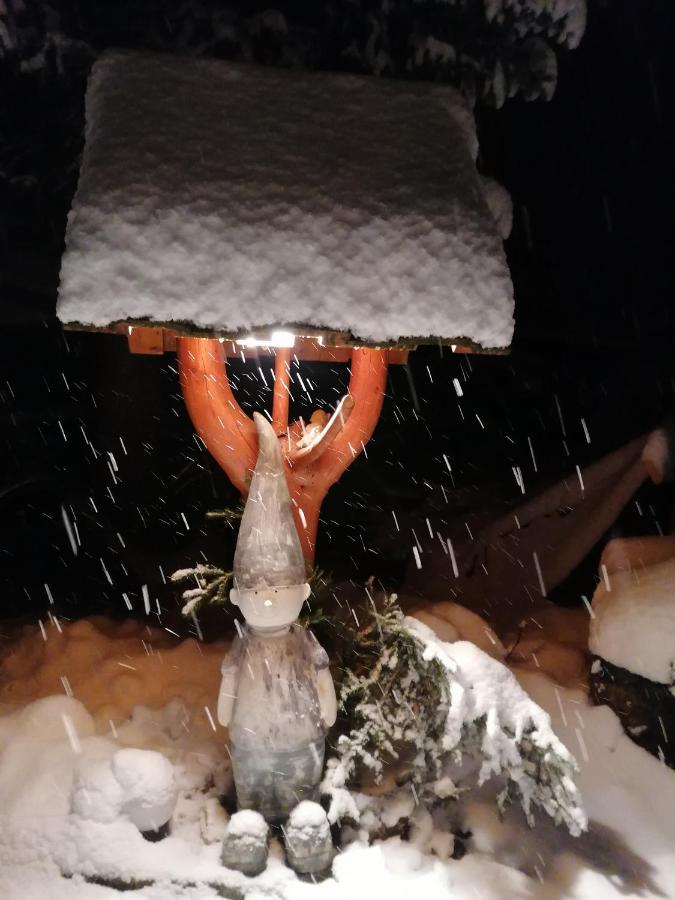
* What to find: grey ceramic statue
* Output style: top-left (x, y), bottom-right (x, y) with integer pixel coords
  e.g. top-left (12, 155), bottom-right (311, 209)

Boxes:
top-left (217, 413), bottom-right (337, 827)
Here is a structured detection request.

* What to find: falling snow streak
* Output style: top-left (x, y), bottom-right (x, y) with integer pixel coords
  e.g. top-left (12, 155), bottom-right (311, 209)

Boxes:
top-left (60, 505), bottom-right (78, 556)
top-left (533, 551), bottom-right (547, 598)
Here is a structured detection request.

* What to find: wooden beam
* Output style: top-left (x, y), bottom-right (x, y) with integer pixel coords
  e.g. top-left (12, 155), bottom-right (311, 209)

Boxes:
top-left (127, 326), bottom-right (165, 355)
top-left (120, 326), bottom-right (415, 361)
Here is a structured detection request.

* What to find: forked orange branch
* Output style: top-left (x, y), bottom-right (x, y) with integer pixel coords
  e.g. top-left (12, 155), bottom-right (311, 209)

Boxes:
top-left (177, 337), bottom-right (388, 567)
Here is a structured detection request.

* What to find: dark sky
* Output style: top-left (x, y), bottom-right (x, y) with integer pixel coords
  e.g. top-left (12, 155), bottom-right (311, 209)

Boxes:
top-left (480, 0), bottom-right (675, 357)
top-left (1, 0), bottom-right (674, 628)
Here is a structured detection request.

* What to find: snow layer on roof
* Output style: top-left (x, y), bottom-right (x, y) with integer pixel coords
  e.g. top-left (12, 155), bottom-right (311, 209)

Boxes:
top-left (57, 51), bottom-right (514, 350)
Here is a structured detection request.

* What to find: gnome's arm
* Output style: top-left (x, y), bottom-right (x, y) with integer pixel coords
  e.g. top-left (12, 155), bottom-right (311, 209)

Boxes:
top-left (317, 667), bottom-right (337, 728)
top-left (217, 636), bottom-right (243, 727)
top-left (302, 629), bottom-right (337, 728)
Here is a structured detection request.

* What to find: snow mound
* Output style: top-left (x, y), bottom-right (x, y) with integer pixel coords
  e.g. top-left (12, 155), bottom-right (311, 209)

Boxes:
top-left (0, 615), bottom-right (226, 734)
top-left (112, 748), bottom-right (177, 831)
top-left (225, 809), bottom-right (268, 839)
top-left (57, 51), bottom-right (514, 350)
top-left (288, 800), bottom-right (328, 830)
top-left (479, 176), bottom-right (513, 240)
top-left (16, 695), bottom-right (95, 741)
top-left (71, 754), bottom-right (124, 824)
top-left (589, 556), bottom-right (675, 684)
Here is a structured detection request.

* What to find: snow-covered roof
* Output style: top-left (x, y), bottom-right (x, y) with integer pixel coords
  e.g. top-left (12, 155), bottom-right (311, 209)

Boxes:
top-left (57, 51), bottom-right (514, 351)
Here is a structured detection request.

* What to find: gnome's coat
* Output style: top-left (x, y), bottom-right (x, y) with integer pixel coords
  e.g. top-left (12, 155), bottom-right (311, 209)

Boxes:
top-left (219, 625), bottom-right (333, 821)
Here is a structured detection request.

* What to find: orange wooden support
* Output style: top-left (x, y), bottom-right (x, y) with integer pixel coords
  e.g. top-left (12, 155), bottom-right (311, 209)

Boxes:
top-left (177, 337), bottom-right (388, 568)
top-left (127, 326), bottom-right (166, 355)
top-left (271, 347), bottom-right (292, 436)
top-left (177, 339), bottom-right (257, 496)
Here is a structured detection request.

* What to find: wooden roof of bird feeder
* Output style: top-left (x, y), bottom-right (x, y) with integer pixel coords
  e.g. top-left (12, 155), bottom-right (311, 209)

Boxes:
top-left (57, 51), bottom-right (515, 566)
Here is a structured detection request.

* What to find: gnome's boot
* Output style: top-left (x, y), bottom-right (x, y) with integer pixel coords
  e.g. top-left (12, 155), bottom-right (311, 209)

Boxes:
top-left (221, 810), bottom-right (269, 877)
top-left (283, 802), bottom-right (334, 880)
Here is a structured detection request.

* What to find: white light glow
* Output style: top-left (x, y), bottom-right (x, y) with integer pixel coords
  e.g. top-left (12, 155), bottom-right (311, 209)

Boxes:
top-left (271, 330), bottom-right (296, 347)
top-left (237, 331), bottom-right (296, 349)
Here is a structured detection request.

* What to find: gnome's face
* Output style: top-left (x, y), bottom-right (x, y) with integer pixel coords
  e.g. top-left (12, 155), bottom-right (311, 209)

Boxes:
top-left (231, 413), bottom-right (310, 632)
top-left (231, 582), bottom-right (311, 632)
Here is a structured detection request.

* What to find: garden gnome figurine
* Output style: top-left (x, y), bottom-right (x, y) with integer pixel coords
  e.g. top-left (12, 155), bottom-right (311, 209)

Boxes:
top-left (217, 413), bottom-right (337, 829)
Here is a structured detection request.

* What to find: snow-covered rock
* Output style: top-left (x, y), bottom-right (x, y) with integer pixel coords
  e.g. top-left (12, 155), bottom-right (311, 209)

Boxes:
top-left (16, 695), bottom-right (95, 742)
top-left (225, 809), bottom-right (268, 840)
top-left (72, 747), bottom-right (177, 831)
top-left (479, 176), bottom-right (513, 239)
top-left (112, 748), bottom-right (177, 831)
top-left (58, 51), bottom-right (514, 350)
top-left (71, 754), bottom-right (124, 823)
top-left (589, 555), bottom-right (675, 685)
top-left (0, 696), bottom-right (117, 823)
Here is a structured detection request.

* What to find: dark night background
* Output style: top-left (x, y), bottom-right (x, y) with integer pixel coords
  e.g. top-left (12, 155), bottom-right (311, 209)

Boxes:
top-left (1, 0), bottom-right (674, 634)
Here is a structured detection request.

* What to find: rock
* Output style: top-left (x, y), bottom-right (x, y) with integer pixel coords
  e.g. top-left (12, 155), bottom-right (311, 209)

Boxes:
top-left (600, 535), bottom-right (675, 574)
top-left (410, 601), bottom-right (506, 661)
top-left (508, 636), bottom-right (589, 687)
top-left (410, 610), bottom-right (460, 645)
top-left (520, 606), bottom-right (589, 652)
top-left (590, 657), bottom-right (674, 768)
top-left (221, 810), bottom-right (269, 877)
top-left (588, 537), bottom-right (675, 764)
top-left (284, 801), bottom-right (334, 879)
top-left (590, 550), bottom-right (675, 686)
top-left (140, 821), bottom-right (171, 842)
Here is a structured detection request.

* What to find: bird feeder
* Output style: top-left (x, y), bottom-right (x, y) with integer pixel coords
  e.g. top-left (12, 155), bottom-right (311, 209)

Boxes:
top-left (57, 51), bottom-right (514, 568)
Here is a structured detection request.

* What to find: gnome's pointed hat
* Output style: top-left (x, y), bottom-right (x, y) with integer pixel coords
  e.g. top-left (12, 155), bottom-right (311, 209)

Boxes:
top-left (231, 414), bottom-right (309, 628)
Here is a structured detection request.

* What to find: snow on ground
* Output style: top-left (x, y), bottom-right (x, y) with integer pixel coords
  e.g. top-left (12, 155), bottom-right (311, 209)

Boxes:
top-left (509, 671), bottom-right (675, 899)
top-left (0, 617), bottom-right (673, 899)
top-left (57, 51), bottom-right (514, 350)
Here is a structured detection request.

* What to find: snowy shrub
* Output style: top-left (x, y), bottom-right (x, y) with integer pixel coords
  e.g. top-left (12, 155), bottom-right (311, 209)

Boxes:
top-left (2, 0), bottom-right (586, 107)
top-left (320, 0), bottom-right (586, 106)
top-left (321, 594), bottom-right (586, 837)
top-left (171, 564), bottom-right (233, 617)
top-left (172, 558), bottom-right (329, 618)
